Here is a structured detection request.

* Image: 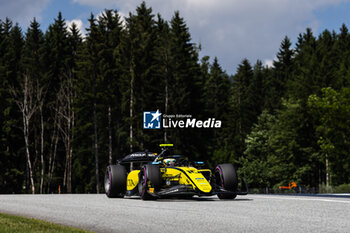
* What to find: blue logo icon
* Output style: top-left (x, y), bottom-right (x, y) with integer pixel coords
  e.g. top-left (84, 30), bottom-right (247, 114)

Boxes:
top-left (143, 110), bottom-right (162, 129)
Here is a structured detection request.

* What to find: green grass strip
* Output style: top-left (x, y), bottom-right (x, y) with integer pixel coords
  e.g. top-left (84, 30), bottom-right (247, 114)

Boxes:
top-left (0, 212), bottom-right (91, 233)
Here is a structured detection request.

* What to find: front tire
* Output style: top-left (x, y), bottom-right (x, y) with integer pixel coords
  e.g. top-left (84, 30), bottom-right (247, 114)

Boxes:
top-left (138, 164), bottom-right (162, 200)
top-left (105, 165), bottom-right (127, 198)
top-left (215, 163), bottom-right (238, 200)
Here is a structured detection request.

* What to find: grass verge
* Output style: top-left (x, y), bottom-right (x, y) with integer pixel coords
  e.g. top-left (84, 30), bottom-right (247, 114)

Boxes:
top-left (0, 212), bottom-right (91, 233)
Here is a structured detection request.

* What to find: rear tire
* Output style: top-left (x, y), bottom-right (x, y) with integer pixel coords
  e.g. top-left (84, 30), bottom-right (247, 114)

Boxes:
top-left (138, 164), bottom-right (162, 200)
top-left (215, 163), bottom-right (238, 200)
top-left (105, 165), bottom-right (127, 198)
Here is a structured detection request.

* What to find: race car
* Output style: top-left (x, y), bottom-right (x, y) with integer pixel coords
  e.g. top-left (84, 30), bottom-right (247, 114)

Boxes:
top-left (104, 144), bottom-right (248, 200)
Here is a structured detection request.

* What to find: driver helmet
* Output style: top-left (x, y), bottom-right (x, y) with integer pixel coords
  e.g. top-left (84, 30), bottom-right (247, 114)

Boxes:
top-left (163, 158), bottom-right (176, 166)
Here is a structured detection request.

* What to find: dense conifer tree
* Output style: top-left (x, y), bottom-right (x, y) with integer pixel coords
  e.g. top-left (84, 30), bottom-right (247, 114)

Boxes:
top-left (271, 36), bottom-right (294, 108)
top-left (167, 11), bottom-right (203, 158)
top-left (231, 59), bottom-right (255, 156)
top-left (2, 7), bottom-right (350, 194)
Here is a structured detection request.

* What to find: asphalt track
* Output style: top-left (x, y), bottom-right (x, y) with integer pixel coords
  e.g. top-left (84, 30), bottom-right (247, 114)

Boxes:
top-left (0, 194), bottom-right (349, 233)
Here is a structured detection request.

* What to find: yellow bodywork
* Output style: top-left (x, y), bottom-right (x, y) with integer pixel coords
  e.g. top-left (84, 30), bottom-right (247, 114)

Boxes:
top-left (126, 166), bottom-right (212, 193)
top-left (127, 170), bottom-right (140, 191)
top-left (163, 167), bottom-right (212, 193)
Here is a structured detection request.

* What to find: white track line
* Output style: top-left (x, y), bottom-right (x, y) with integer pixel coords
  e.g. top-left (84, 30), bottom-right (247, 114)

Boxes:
top-left (254, 195), bottom-right (350, 204)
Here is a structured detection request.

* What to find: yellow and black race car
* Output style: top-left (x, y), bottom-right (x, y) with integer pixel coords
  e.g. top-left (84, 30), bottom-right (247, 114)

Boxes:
top-left (104, 144), bottom-right (248, 200)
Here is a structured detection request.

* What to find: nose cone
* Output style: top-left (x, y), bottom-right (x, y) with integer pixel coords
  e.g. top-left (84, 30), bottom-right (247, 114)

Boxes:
top-left (184, 168), bottom-right (212, 193)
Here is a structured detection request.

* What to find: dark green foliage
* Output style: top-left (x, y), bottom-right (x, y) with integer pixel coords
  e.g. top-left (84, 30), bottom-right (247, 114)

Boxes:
top-left (74, 13), bottom-right (102, 193)
top-left (333, 183), bottom-right (350, 193)
top-left (22, 19), bottom-right (44, 78)
top-left (0, 19), bottom-right (25, 193)
top-left (205, 57), bottom-right (233, 165)
top-left (241, 110), bottom-right (282, 188)
top-left (308, 87), bottom-right (350, 185)
top-left (126, 2), bottom-right (158, 150)
top-left (240, 26), bottom-right (350, 190)
top-left (269, 36), bottom-right (294, 110)
top-left (270, 99), bottom-right (317, 187)
top-left (290, 28), bottom-right (318, 101)
top-left (230, 59), bottom-right (257, 157)
top-left (1, 6), bottom-right (350, 194)
top-left (163, 11), bottom-right (204, 159)
top-left (168, 11), bottom-right (201, 115)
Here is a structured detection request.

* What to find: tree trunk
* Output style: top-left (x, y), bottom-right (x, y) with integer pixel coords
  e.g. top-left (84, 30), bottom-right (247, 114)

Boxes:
top-left (47, 108), bottom-right (58, 194)
top-left (326, 153), bottom-right (329, 188)
top-left (67, 134), bottom-right (71, 193)
top-left (318, 165), bottom-right (322, 191)
top-left (94, 101), bottom-right (100, 194)
top-left (24, 116), bottom-right (35, 194)
top-left (48, 129), bottom-right (59, 193)
top-left (108, 105), bottom-right (112, 165)
top-left (129, 61), bottom-right (134, 153)
top-left (164, 67), bottom-right (168, 143)
top-left (70, 92), bottom-right (75, 193)
top-left (40, 107), bottom-right (44, 194)
top-left (63, 144), bottom-right (67, 191)
top-left (11, 75), bottom-right (38, 194)
top-left (33, 127), bottom-right (38, 180)
top-left (57, 72), bottom-right (75, 193)
top-left (66, 77), bottom-right (72, 193)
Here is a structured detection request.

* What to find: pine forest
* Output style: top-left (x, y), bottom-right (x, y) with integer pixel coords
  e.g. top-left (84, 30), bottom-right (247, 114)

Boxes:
top-left (1, 2), bottom-right (350, 194)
